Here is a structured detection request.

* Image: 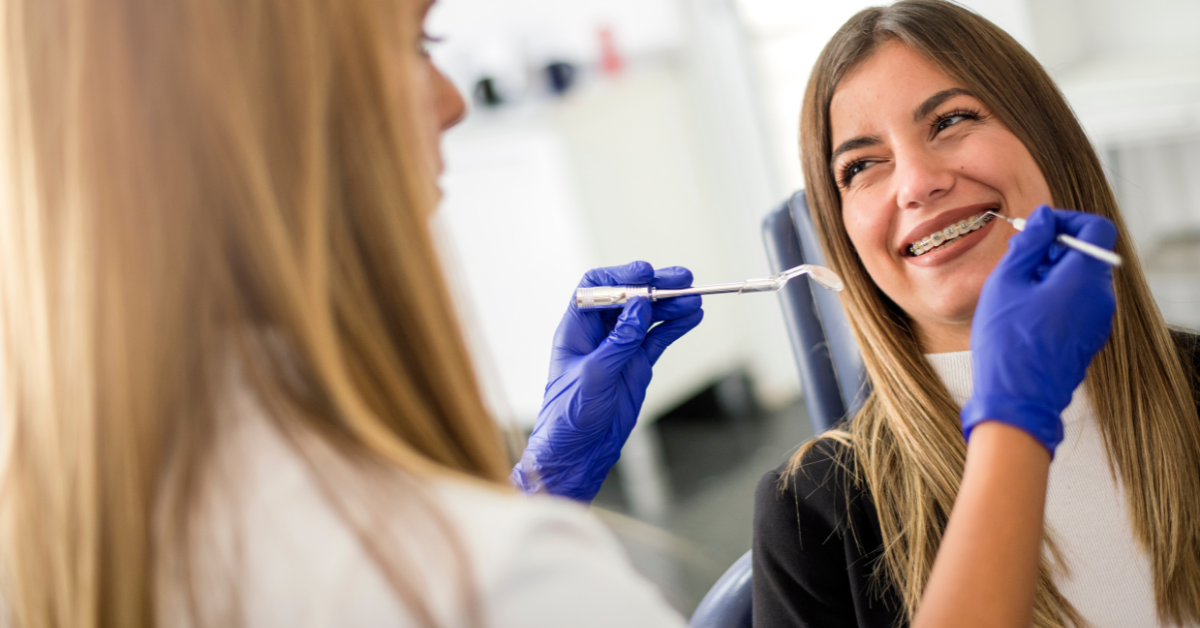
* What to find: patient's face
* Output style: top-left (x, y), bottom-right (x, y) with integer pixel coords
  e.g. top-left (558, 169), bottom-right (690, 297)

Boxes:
top-left (829, 41), bottom-right (1052, 353)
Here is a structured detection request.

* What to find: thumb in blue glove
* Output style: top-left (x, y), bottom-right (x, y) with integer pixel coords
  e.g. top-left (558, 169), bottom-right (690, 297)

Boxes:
top-left (961, 206), bottom-right (1117, 455)
top-left (512, 261), bottom-right (704, 502)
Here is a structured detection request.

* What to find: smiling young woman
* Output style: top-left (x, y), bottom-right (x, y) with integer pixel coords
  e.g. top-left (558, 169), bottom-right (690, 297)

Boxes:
top-left (752, 1), bottom-right (1200, 627)
top-left (828, 41), bottom-right (1053, 352)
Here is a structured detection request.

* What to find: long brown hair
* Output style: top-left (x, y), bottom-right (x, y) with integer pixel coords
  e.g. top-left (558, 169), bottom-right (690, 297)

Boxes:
top-left (791, 1), bottom-right (1200, 625)
top-left (0, 0), bottom-right (510, 626)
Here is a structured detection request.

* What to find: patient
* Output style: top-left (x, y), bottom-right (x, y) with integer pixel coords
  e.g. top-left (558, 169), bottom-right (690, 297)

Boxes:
top-left (752, 1), bottom-right (1200, 627)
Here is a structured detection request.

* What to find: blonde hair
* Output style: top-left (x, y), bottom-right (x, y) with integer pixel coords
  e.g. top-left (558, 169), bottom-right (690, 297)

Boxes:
top-left (0, 1), bottom-right (510, 626)
top-left (790, 1), bottom-right (1200, 626)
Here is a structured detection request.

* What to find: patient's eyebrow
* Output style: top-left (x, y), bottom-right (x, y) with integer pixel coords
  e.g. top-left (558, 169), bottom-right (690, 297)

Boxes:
top-left (912, 88), bottom-right (974, 123)
top-left (829, 135), bottom-right (881, 170)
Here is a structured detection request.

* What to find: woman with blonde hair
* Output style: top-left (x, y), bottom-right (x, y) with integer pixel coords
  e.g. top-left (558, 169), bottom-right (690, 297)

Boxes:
top-left (0, 0), bottom-right (705, 625)
top-left (0, 0), bottom-right (1126, 626)
top-left (754, 1), bottom-right (1200, 627)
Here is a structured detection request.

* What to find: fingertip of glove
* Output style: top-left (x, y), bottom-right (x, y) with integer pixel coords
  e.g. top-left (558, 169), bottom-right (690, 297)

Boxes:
top-left (1098, 220), bottom-right (1118, 249)
top-left (628, 260), bottom-right (654, 277)
top-left (1023, 205), bottom-right (1054, 233)
top-left (655, 265), bottom-right (692, 280)
top-left (1005, 205), bottom-right (1055, 256)
top-left (1081, 215), bottom-right (1119, 250)
top-left (651, 266), bottom-right (694, 290)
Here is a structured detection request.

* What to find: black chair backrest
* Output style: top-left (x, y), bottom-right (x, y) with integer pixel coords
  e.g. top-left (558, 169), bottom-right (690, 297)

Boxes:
top-left (762, 190), bottom-right (869, 433)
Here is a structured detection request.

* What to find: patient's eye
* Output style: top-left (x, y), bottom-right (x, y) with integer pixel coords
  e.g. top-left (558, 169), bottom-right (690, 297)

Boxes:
top-left (931, 108), bottom-right (984, 136)
top-left (839, 158), bottom-right (877, 188)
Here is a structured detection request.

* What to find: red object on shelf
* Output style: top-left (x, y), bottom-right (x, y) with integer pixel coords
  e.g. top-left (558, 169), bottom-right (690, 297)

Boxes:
top-left (598, 26), bottom-right (624, 76)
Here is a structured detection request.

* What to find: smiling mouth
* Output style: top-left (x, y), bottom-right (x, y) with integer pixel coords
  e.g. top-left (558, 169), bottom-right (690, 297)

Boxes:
top-left (907, 212), bottom-right (996, 257)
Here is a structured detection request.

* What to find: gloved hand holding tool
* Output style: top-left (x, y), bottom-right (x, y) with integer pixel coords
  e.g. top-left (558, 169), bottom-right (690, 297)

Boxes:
top-left (961, 206), bottom-right (1118, 455)
top-left (512, 261), bottom-right (705, 502)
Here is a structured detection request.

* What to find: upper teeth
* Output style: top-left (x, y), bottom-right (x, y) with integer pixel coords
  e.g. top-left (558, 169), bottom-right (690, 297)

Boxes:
top-left (909, 213), bottom-right (995, 256)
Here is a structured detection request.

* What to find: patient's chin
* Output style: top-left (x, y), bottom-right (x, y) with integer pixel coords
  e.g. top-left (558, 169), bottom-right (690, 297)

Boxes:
top-left (904, 293), bottom-right (981, 340)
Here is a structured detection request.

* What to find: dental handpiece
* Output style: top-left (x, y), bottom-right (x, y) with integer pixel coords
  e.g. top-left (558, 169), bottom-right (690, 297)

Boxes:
top-left (986, 211), bottom-right (1122, 267)
top-left (575, 264), bottom-right (844, 310)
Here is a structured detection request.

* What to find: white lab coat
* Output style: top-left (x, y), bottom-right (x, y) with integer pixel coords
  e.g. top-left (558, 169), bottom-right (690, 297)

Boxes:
top-left (156, 376), bottom-right (686, 628)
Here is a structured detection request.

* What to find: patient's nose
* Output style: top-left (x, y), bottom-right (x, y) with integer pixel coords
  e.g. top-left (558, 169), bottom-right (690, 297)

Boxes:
top-left (894, 149), bottom-right (954, 210)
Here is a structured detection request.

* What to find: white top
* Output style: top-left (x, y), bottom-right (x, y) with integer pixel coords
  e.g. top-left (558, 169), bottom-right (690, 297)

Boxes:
top-left (156, 381), bottom-right (686, 628)
top-left (926, 351), bottom-right (1195, 628)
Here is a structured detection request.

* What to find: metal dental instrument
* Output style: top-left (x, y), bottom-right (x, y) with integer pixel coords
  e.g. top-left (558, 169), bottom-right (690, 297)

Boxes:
top-left (575, 264), bottom-right (844, 310)
top-left (985, 211), bottom-right (1123, 267)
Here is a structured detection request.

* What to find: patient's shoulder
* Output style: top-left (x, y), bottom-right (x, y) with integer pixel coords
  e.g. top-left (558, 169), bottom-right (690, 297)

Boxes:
top-left (780, 436), bottom-right (858, 495)
top-left (1169, 328), bottom-right (1200, 403)
top-left (756, 436), bottom-right (864, 533)
top-left (1171, 328), bottom-right (1200, 370)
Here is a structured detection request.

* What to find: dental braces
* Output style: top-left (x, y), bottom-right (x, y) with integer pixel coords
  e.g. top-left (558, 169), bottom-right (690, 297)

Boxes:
top-left (908, 213), bottom-right (995, 257)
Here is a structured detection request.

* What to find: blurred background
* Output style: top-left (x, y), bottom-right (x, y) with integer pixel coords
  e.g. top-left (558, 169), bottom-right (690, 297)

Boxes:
top-left (427, 0), bottom-right (1200, 614)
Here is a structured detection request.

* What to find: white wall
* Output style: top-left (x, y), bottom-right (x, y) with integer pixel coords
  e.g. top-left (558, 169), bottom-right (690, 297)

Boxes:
top-left (739, 1), bottom-right (1200, 166)
top-left (735, 0), bottom-right (878, 193)
top-left (735, 0), bottom-right (1070, 193)
top-left (433, 125), bottom-right (593, 427)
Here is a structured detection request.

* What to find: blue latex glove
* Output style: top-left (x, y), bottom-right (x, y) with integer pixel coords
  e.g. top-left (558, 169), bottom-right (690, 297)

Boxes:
top-left (512, 261), bottom-right (705, 502)
top-left (961, 206), bottom-right (1117, 455)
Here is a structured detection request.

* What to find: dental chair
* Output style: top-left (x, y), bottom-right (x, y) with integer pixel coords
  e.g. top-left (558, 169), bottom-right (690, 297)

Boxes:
top-left (687, 190), bottom-right (869, 628)
top-left (764, 190), bottom-right (869, 431)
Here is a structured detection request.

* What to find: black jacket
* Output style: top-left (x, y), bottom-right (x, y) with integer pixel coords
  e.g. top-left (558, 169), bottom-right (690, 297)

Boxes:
top-left (751, 331), bottom-right (1200, 628)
